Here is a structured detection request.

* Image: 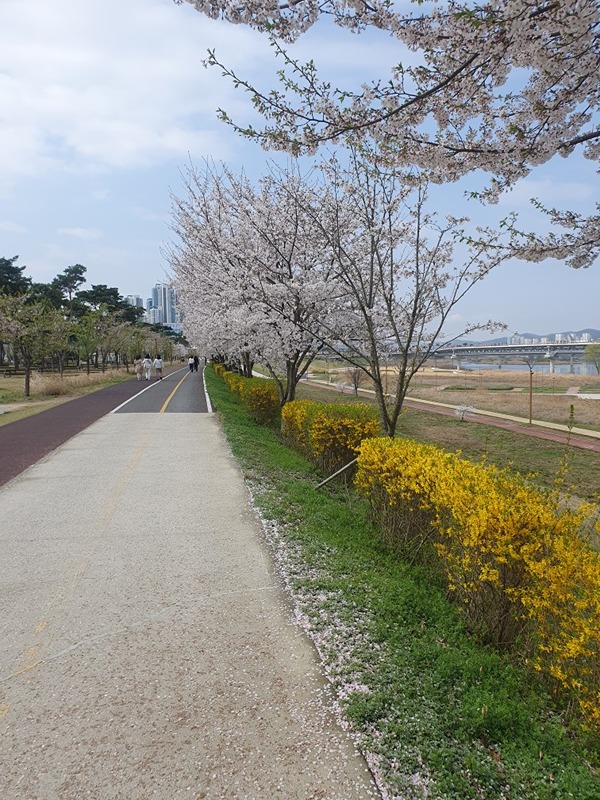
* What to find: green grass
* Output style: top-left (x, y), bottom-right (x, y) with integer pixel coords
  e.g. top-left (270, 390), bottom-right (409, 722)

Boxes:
top-left (206, 367), bottom-right (599, 800)
top-left (297, 382), bottom-right (600, 505)
top-left (0, 387), bottom-right (24, 404)
top-left (0, 371), bottom-right (136, 427)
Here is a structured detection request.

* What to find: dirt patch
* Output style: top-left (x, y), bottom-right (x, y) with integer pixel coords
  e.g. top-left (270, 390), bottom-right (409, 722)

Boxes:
top-left (409, 369), bottom-right (600, 429)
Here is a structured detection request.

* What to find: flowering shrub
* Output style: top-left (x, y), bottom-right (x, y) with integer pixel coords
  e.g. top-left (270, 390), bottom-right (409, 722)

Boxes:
top-left (282, 400), bottom-right (380, 476)
top-left (222, 370), bottom-right (244, 397)
top-left (280, 399), bottom-right (314, 457)
top-left (213, 366), bottom-right (278, 424)
top-left (239, 379), bottom-right (279, 424)
top-left (355, 436), bottom-right (600, 730)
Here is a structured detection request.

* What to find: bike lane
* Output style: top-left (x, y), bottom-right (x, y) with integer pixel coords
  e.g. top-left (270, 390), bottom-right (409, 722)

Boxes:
top-left (0, 367), bottom-right (205, 487)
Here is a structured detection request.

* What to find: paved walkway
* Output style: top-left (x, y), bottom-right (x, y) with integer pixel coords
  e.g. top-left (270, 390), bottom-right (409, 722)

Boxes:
top-left (1, 412), bottom-right (379, 799)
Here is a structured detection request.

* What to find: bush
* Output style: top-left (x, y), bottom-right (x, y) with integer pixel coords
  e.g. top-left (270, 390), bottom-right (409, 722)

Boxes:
top-left (213, 366), bottom-right (279, 425)
top-left (240, 379), bottom-right (279, 424)
top-left (355, 436), bottom-right (600, 731)
top-left (282, 399), bottom-right (380, 477)
top-left (222, 370), bottom-right (244, 397)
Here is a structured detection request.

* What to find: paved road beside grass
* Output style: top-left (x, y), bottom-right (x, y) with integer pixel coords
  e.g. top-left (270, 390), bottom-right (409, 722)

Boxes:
top-left (0, 376), bottom-right (151, 486)
top-left (0, 409), bottom-right (379, 798)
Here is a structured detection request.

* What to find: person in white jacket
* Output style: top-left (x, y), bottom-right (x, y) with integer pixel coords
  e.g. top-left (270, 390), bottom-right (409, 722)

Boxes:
top-left (142, 354), bottom-right (152, 381)
top-left (153, 355), bottom-right (164, 380)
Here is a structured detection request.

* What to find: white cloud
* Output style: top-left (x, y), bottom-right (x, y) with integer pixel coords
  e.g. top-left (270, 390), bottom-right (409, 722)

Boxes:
top-left (0, 0), bottom-right (269, 181)
top-left (57, 227), bottom-right (102, 240)
top-left (0, 220), bottom-right (27, 233)
top-left (131, 206), bottom-right (167, 222)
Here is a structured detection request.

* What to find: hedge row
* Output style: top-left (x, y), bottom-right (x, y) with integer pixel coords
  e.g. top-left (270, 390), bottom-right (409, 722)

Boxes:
top-left (281, 399), bottom-right (381, 477)
top-left (212, 364), bottom-right (279, 424)
top-left (355, 436), bottom-right (600, 731)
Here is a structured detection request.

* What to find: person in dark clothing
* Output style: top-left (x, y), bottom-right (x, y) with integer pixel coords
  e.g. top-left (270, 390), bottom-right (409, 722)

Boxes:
top-left (193, 355), bottom-right (199, 372)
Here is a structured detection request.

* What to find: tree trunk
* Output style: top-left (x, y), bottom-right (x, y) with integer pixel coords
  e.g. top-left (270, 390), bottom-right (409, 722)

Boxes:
top-left (285, 362), bottom-right (297, 403)
top-left (241, 352), bottom-right (254, 378)
top-left (372, 379), bottom-right (394, 437)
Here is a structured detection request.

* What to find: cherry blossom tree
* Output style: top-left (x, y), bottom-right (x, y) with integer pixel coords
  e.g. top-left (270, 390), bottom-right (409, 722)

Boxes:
top-left (268, 149), bottom-right (515, 435)
top-left (168, 159), bottom-right (334, 404)
top-left (178, 0), bottom-right (599, 267)
top-left (169, 161), bottom-right (289, 379)
top-left (0, 296), bottom-right (53, 396)
top-left (169, 149), bottom-right (523, 435)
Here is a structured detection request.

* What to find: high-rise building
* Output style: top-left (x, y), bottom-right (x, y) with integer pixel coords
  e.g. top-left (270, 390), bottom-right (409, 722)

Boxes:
top-left (146, 283), bottom-right (181, 331)
top-left (125, 294), bottom-right (145, 309)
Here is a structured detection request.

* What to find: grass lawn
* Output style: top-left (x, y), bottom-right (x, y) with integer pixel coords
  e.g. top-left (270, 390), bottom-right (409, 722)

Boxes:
top-left (0, 370), bottom-right (134, 427)
top-left (296, 381), bottom-right (600, 506)
top-left (206, 367), bottom-right (599, 800)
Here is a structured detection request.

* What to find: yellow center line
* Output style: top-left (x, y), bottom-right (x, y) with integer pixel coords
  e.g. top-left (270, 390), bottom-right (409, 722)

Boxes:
top-left (9, 661), bottom-right (42, 679)
top-left (160, 371), bottom-right (190, 413)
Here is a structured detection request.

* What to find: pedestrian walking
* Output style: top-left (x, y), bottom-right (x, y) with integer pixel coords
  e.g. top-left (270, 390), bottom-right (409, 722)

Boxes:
top-left (193, 355), bottom-right (199, 372)
top-left (133, 355), bottom-right (143, 381)
top-left (142, 354), bottom-right (152, 381)
top-left (188, 356), bottom-right (194, 373)
top-left (153, 355), bottom-right (164, 380)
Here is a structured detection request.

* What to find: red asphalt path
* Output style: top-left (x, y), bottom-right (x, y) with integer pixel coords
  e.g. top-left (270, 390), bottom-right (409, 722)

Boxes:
top-left (303, 379), bottom-right (600, 454)
top-left (0, 377), bottom-right (148, 487)
top-left (2, 376), bottom-right (598, 488)
top-left (403, 398), bottom-right (600, 453)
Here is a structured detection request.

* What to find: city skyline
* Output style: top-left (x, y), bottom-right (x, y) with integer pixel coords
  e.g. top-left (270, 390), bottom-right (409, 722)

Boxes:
top-left (125, 282), bottom-right (181, 332)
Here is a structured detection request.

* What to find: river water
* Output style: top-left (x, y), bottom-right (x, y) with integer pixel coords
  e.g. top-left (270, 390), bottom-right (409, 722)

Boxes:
top-left (450, 361), bottom-right (597, 376)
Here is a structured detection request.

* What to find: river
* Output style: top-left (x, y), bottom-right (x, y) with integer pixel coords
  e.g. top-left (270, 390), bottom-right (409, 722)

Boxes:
top-left (450, 361), bottom-right (597, 376)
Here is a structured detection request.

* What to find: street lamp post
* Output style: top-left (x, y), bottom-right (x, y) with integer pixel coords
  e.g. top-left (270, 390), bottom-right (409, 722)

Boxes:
top-left (524, 357), bottom-right (540, 425)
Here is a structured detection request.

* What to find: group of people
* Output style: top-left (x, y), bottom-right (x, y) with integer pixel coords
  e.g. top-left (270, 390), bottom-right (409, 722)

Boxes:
top-left (133, 354), bottom-right (163, 381)
top-left (133, 354), bottom-right (201, 381)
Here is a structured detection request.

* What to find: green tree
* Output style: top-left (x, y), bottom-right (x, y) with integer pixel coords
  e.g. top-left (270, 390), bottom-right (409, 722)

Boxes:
top-left (46, 311), bottom-right (75, 375)
top-left (583, 343), bottom-right (600, 375)
top-left (83, 307), bottom-right (127, 371)
top-left (0, 256), bottom-right (31, 296)
top-left (52, 264), bottom-right (87, 318)
top-left (28, 281), bottom-right (64, 308)
top-left (75, 284), bottom-right (143, 323)
top-left (0, 295), bottom-right (53, 396)
top-left (76, 284), bottom-right (122, 311)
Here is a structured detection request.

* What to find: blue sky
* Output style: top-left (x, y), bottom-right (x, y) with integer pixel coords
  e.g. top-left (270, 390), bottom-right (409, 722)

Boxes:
top-left (1, 0), bottom-right (598, 338)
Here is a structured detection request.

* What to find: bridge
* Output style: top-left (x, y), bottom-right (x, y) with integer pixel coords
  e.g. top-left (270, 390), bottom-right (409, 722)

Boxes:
top-left (432, 340), bottom-right (591, 369)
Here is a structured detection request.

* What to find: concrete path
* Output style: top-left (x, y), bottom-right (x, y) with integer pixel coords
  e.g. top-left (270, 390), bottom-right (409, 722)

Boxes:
top-left (0, 413), bottom-right (379, 799)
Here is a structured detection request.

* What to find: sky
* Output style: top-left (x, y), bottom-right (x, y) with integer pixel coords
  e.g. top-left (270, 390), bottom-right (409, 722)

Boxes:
top-left (1, 0), bottom-right (598, 340)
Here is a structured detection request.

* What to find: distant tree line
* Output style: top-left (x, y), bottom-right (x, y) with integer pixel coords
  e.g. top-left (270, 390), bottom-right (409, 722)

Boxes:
top-left (0, 256), bottom-right (187, 396)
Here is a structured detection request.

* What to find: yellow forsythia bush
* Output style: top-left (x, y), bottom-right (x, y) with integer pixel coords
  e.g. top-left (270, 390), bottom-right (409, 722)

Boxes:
top-left (239, 379), bottom-right (279, 424)
top-left (215, 367), bottom-right (279, 424)
top-left (222, 370), bottom-right (244, 397)
top-left (282, 400), bottom-right (380, 476)
top-left (280, 399), bottom-right (315, 457)
top-left (355, 436), bottom-right (600, 730)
